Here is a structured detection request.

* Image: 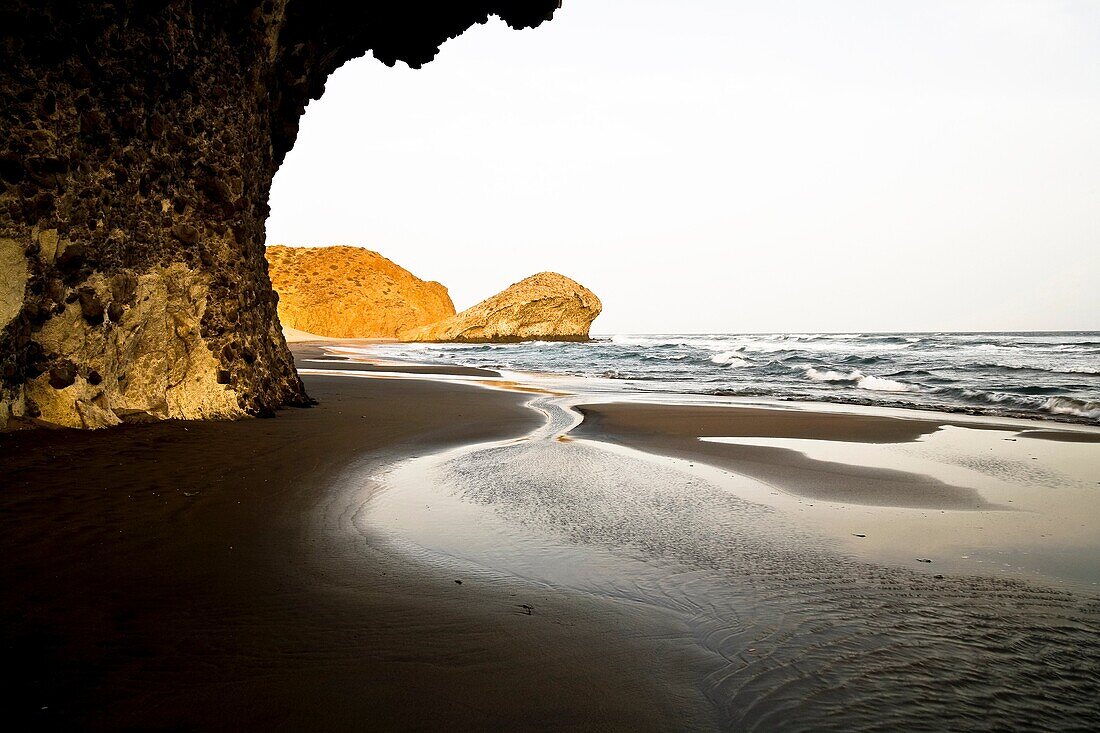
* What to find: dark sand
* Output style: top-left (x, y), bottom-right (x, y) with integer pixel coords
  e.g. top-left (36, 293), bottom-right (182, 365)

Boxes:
top-left (572, 402), bottom-right (1094, 509)
top-left (361, 391), bottom-right (1100, 728)
top-left (1015, 428), bottom-right (1100, 443)
top-left (0, 367), bottom-right (710, 729)
top-left (3, 353), bottom-right (1098, 730)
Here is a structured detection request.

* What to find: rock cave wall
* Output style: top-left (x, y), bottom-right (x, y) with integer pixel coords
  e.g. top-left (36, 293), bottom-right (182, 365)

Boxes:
top-left (0, 0), bottom-right (560, 429)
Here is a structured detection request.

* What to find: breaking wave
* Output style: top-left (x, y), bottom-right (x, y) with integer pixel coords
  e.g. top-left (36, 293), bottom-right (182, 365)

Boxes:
top-left (1042, 396), bottom-right (1100, 420)
top-left (711, 351), bottom-right (751, 367)
top-left (805, 367), bottom-right (913, 393)
top-left (364, 331), bottom-right (1100, 425)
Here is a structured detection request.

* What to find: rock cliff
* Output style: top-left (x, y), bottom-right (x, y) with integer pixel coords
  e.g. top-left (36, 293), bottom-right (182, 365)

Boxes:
top-left (0, 1), bottom-right (560, 429)
top-left (266, 245), bottom-right (455, 339)
top-left (401, 272), bottom-right (601, 343)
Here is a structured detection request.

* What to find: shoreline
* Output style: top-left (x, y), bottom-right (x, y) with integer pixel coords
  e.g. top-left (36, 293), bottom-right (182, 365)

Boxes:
top-left (302, 340), bottom-right (1100, 589)
top-left (310, 340), bottom-right (1100, 432)
top-left (2, 341), bottom-right (1097, 727)
top-left (352, 362), bottom-right (1100, 728)
top-left (569, 401), bottom-right (1100, 590)
top-left (357, 333), bottom-right (1100, 427)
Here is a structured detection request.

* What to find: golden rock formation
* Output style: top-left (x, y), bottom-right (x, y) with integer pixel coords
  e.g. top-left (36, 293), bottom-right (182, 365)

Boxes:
top-left (266, 245), bottom-right (455, 339)
top-left (12, 262), bottom-right (243, 430)
top-left (401, 272), bottom-right (602, 343)
top-left (1, 2), bottom-right (558, 430)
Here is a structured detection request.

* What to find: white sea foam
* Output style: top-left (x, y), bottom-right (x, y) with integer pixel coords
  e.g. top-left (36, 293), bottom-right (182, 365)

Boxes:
top-left (1041, 397), bottom-right (1100, 420)
top-left (733, 341), bottom-right (790, 354)
top-left (805, 367), bottom-right (859, 383)
top-left (857, 374), bottom-right (914, 392)
top-left (710, 351), bottom-right (751, 367)
top-left (357, 332), bottom-right (1097, 423)
top-left (961, 389), bottom-right (1018, 405)
top-left (805, 367), bottom-right (913, 392)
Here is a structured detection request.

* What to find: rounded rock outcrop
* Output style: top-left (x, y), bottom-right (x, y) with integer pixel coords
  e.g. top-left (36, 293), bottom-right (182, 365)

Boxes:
top-left (266, 245), bottom-right (455, 339)
top-left (400, 272), bottom-right (601, 343)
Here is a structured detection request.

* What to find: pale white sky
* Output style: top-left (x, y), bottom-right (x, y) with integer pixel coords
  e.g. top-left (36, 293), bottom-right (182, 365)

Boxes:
top-left (267, 0), bottom-right (1100, 334)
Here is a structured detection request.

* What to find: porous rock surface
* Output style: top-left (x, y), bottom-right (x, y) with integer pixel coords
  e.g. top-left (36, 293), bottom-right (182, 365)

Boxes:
top-left (266, 245), bottom-right (455, 339)
top-left (401, 272), bottom-right (601, 343)
top-left (0, 1), bottom-right (559, 429)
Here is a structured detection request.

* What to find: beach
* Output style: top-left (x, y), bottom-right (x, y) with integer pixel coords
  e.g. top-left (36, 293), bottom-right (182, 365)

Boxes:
top-left (2, 341), bottom-right (1098, 729)
top-left (5, 1), bottom-right (1096, 728)
top-left (0, 355), bottom-right (711, 728)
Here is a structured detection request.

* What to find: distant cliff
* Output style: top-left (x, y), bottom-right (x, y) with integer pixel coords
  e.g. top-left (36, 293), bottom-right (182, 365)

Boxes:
top-left (266, 245), bottom-right (454, 339)
top-left (401, 272), bottom-right (601, 343)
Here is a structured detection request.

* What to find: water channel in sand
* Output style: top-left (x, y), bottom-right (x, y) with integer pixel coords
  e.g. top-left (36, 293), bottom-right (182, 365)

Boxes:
top-left (352, 390), bottom-right (1100, 729)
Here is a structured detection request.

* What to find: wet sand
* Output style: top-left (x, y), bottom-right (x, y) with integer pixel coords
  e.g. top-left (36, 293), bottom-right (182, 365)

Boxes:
top-left (572, 402), bottom-right (1097, 510)
top-left (364, 391), bottom-right (1100, 728)
top-left (2, 346), bottom-right (1099, 729)
top-left (574, 402), bottom-right (1000, 510)
top-left (571, 401), bottom-right (1100, 587)
top-left (0, 366), bottom-right (711, 729)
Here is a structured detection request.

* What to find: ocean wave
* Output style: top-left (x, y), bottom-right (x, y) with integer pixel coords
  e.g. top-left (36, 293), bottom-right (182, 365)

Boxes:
top-left (804, 367), bottom-right (913, 393)
top-left (640, 353), bottom-right (689, 362)
top-left (935, 388), bottom-right (1095, 418)
top-left (837, 354), bottom-right (885, 365)
top-left (706, 386), bottom-right (775, 398)
top-left (885, 369), bottom-right (937, 378)
top-left (1041, 396), bottom-right (1100, 420)
top-left (613, 333), bottom-right (919, 357)
top-left (1015, 385), bottom-right (1071, 396)
top-left (864, 335), bottom-right (914, 345)
top-left (610, 335), bottom-right (731, 351)
top-left (710, 351), bottom-right (751, 367)
top-left (749, 340), bottom-right (912, 355)
top-left (971, 362), bottom-right (1100, 377)
top-left (734, 342), bottom-right (793, 354)
top-left (1049, 343), bottom-right (1100, 352)
top-left (858, 375), bottom-right (916, 392)
top-left (956, 389), bottom-right (1030, 406)
top-left (361, 332), bottom-right (1100, 424)
top-left (805, 368), bottom-right (860, 384)
top-left (763, 333), bottom-right (860, 341)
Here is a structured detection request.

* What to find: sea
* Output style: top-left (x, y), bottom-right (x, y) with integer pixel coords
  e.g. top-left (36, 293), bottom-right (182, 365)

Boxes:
top-left (360, 331), bottom-right (1100, 424)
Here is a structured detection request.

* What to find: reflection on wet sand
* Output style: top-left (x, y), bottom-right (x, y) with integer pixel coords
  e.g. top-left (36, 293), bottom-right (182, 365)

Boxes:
top-left (364, 393), bottom-right (1100, 729)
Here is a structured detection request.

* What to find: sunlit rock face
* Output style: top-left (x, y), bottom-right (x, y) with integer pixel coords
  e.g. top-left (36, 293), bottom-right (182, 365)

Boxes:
top-left (0, 1), bottom-right (560, 429)
top-left (401, 272), bottom-right (601, 343)
top-left (267, 245), bottom-right (455, 339)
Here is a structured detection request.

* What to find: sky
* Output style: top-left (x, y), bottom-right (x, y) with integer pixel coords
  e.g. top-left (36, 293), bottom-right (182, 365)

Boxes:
top-left (266, 0), bottom-right (1100, 334)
